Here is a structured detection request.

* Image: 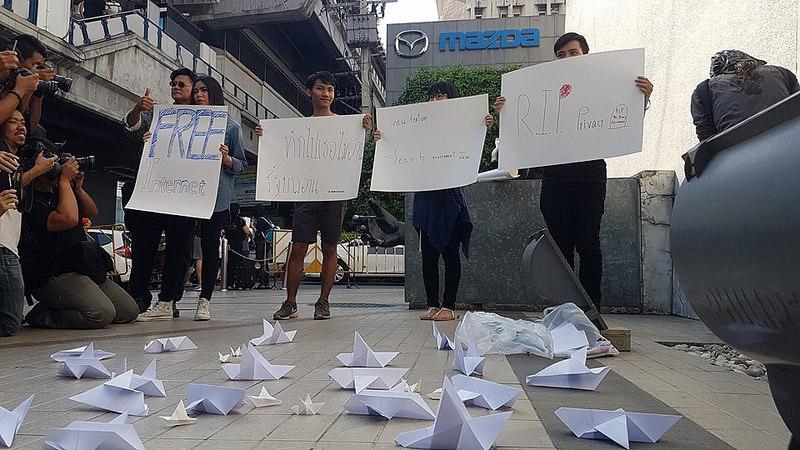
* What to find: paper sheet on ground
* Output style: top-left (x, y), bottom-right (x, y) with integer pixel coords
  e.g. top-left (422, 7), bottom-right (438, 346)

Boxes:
top-left (42, 413), bottom-right (145, 450)
top-left (344, 389), bottom-right (435, 420)
top-left (555, 407), bottom-right (681, 449)
top-left (370, 95), bottom-right (488, 192)
top-left (250, 319), bottom-right (297, 346)
top-left (499, 49), bottom-right (645, 170)
top-left (126, 105), bottom-right (227, 219)
top-left (432, 322), bottom-right (455, 350)
top-left (290, 395), bottom-right (324, 415)
top-left (525, 347), bottom-right (610, 390)
top-left (256, 115), bottom-right (366, 201)
top-left (159, 400), bottom-right (197, 427)
top-left (395, 377), bottom-right (511, 450)
top-left (69, 371), bottom-right (149, 416)
top-left (452, 336), bottom-right (485, 376)
top-left (221, 343), bottom-right (294, 380)
top-left (337, 331), bottom-right (399, 368)
top-left (51, 343), bottom-right (114, 362)
top-left (114, 358), bottom-right (166, 397)
top-left (550, 322), bottom-right (590, 356)
top-left (0, 395), bottom-right (33, 447)
top-left (450, 374), bottom-right (521, 410)
top-left (248, 387), bottom-right (282, 408)
top-left (185, 383), bottom-right (245, 416)
top-left (58, 343), bottom-right (111, 379)
top-left (329, 367), bottom-right (408, 393)
top-left (144, 336), bottom-right (198, 353)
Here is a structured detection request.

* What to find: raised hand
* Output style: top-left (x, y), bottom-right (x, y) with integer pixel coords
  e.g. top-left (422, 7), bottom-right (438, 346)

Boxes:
top-left (135, 88), bottom-right (155, 112)
top-left (0, 189), bottom-right (18, 216)
top-left (0, 151), bottom-right (19, 174)
top-left (635, 76), bottom-right (654, 107)
top-left (493, 96), bottom-right (506, 114)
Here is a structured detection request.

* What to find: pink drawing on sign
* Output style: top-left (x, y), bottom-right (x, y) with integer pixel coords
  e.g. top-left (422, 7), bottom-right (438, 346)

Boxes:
top-left (560, 84), bottom-right (572, 99)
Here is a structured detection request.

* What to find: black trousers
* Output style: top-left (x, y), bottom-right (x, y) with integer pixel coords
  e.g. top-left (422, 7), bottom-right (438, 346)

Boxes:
top-left (123, 183), bottom-right (194, 309)
top-left (199, 210), bottom-right (228, 300)
top-left (420, 230), bottom-right (461, 310)
top-left (540, 182), bottom-right (606, 304)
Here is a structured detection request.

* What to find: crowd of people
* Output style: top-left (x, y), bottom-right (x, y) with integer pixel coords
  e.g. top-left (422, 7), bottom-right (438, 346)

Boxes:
top-left (0, 31), bottom-right (797, 338)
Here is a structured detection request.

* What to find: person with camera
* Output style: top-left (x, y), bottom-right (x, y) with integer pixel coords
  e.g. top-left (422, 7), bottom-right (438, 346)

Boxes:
top-left (0, 110), bottom-right (59, 335)
top-left (22, 149), bottom-right (139, 329)
top-left (0, 37), bottom-right (39, 126)
top-left (14, 34), bottom-right (66, 138)
top-left (0, 109), bottom-right (24, 336)
top-left (122, 68), bottom-right (198, 320)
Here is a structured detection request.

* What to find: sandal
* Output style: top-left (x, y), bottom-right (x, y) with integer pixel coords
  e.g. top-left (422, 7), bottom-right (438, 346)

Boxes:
top-left (432, 308), bottom-right (455, 321)
top-left (420, 307), bottom-right (440, 320)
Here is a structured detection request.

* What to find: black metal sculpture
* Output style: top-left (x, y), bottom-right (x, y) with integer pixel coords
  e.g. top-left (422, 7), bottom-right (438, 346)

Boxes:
top-left (352, 198), bottom-right (405, 247)
top-left (673, 91), bottom-right (800, 447)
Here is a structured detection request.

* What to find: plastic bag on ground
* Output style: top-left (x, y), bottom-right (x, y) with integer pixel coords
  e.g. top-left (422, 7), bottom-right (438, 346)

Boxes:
top-left (542, 303), bottom-right (619, 358)
top-left (456, 311), bottom-right (552, 358)
top-left (455, 304), bottom-right (619, 359)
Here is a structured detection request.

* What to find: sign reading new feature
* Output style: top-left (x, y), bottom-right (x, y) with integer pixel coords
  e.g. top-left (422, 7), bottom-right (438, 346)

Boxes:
top-left (394, 28), bottom-right (541, 58)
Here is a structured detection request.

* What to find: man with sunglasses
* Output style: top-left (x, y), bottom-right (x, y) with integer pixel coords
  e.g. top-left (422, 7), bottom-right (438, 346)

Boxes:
top-left (121, 67), bottom-right (198, 320)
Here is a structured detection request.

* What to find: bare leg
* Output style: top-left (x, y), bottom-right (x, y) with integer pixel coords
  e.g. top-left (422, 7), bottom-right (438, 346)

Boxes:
top-left (285, 243), bottom-right (309, 304)
top-left (196, 259), bottom-right (202, 286)
top-left (320, 243), bottom-right (338, 301)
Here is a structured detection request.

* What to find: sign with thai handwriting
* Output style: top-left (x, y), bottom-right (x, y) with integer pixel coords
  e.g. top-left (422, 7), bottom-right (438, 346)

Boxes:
top-left (498, 48), bottom-right (645, 169)
top-left (126, 105), bottom-right (227, 219)
top-left (255, 115), bottom-right (366, 201)
top-left (370, 94), bottom-right (488, 192)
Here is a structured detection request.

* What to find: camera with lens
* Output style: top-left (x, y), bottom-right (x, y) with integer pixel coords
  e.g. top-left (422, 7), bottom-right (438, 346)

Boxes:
top-left (10, 64), bottom-right (73, 98)
top-left (20, 137), bottom-right (96, 181)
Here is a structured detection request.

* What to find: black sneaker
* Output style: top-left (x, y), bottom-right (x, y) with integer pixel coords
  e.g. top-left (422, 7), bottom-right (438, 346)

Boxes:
top-left (274, 301), bottom-right (298, 320)
top-left (314, 299), bottom-right (331, 320)
top-left (172, 301), bottom-right (180, 319)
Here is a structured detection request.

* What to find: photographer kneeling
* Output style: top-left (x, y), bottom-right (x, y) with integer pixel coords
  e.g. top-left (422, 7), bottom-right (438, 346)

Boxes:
top-left (22, 148), bottom-right (139, 329)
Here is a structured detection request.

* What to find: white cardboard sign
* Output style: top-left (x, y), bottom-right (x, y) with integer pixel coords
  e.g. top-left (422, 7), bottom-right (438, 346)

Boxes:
top-left (499, 48), bottom-right (645, 170)
top-left (255, 115), bottom-right (366, 202)
top-left (126, 105), bottom-right (227, 219)
top-left (370, 94), bottom-right (489, 192)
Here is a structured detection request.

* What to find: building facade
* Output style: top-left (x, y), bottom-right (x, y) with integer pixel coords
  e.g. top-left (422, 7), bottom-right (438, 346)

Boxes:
top-left (437, 0), bottom-right (566, 20)
top-left (386, 14), bottom-right (565, 105)
top-left (0, 0), bottom-right (386, 225)
top-left (566, 0), bottom-right (799, 182)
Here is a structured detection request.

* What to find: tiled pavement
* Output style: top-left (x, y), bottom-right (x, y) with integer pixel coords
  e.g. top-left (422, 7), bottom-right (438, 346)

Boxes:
top-left (0, 286), bottom-right (792, 449)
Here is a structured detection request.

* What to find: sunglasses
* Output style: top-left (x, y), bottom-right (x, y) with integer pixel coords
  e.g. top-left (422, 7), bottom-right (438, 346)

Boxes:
top-left (169, 81), bottom-right (189, 89)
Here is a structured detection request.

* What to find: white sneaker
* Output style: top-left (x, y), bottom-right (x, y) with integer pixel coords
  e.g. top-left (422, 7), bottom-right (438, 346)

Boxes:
top-left (136, 301), bottom-right (173, 321)
top-left (194, 298), bottom-right (211, 321)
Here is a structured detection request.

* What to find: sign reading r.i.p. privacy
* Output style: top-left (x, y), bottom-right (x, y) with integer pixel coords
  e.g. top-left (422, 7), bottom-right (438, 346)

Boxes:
top-left (126, 105), bottom-right (228, 219)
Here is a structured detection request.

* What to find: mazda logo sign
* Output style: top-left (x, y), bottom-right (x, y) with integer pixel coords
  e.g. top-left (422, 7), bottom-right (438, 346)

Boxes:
top-left (395, 30), bottom-right (429, 58)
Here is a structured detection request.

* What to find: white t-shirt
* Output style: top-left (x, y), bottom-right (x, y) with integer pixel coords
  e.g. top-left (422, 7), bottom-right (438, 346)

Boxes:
top-left (0, 209), bottom-right (21, 256)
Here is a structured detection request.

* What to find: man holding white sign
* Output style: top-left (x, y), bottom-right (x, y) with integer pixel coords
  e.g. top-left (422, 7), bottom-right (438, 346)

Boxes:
top-left (494, 33), bottom-right (653, 304)
top-left (255, 71), bottom-right (372, 321)
top-left (121, 68), bottom-right (212, 320)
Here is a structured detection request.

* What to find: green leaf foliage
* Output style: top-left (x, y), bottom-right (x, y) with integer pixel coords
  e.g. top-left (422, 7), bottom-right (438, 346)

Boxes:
top-left (345, 64), bottom-right (520, 231)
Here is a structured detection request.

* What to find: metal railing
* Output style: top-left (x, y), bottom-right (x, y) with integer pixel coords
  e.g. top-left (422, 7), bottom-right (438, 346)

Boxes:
top-left (67, 10), bottom-right (278, 120)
